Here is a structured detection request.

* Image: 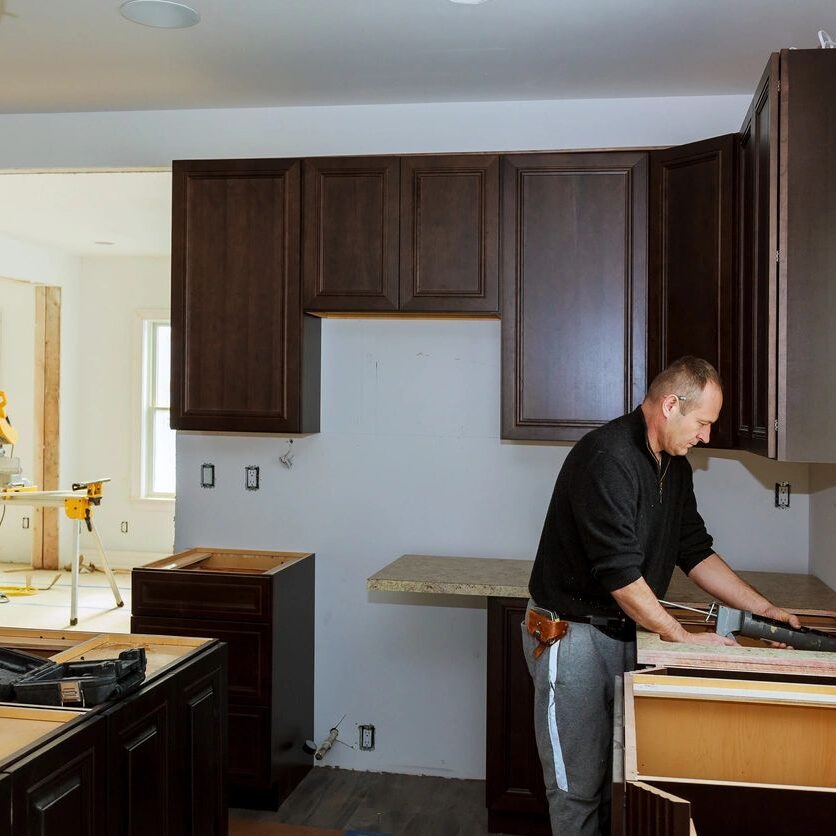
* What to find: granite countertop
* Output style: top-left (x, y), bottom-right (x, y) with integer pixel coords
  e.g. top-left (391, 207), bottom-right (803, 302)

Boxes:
top-left (368, 554), bottom-right (836, 611)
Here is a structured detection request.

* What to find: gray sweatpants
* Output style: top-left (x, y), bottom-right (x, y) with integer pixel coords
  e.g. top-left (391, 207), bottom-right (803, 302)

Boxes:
top-left (521, 601), bottom-right (636, 836)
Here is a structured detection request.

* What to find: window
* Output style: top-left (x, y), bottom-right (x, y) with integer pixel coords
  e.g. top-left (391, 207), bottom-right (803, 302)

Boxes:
top-left (141, 319), bottom-right (175, 498)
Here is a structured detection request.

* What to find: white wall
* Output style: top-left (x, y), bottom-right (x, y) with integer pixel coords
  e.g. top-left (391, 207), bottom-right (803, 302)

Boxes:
top-left (75, 256), bottom-right (174, 560)
top-left (0, 233), bottom-right (81, 561)
top-left (810, 465), bottom-right (836, 590)
top-left (0, 93), bottom-right (815, 778)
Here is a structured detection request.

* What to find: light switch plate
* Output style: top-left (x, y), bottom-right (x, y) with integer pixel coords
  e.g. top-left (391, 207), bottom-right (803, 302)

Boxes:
top-left (201, 463), bottom-right (215, 488)
top-left (245, 465), bottom-right (260, 490)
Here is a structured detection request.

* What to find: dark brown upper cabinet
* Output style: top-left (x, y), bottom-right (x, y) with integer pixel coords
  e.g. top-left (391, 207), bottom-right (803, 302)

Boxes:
top-left (736, 56), bottom-right (777, 457)
top-left (171, 158), bottom-right (320, 433)
top-left (738, 49), bottom-right (836, 462)
top-left (399, 155), bottom-right (499, 314)
top-left (501, 152), bottom-right (648, 441)
top-left (302, 154), bottom-right (499, 315)
top-left (302, 156), bottom-right (401, 312)
top-left (648, 134), bottom-right (736, 449)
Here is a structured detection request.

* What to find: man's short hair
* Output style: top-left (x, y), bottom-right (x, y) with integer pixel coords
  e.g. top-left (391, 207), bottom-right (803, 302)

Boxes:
top-left (646, 357), bottom-right (722, 413)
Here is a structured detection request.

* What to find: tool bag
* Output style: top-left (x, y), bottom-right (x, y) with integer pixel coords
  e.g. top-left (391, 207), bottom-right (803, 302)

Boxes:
top-left (0, 648), bottom-right (52, 701)
top-left (10, 648), bottom-right (147, 707)
top-left (526, 606), bottom-right (569, 658)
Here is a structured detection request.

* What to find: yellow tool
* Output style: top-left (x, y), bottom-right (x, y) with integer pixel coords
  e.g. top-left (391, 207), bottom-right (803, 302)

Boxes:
top-left (0, 390), bottom-right (18, 446)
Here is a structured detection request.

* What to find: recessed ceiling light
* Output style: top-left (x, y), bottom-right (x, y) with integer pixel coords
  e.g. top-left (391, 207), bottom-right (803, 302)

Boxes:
top-left (120, 1), bottom-right (200, 29)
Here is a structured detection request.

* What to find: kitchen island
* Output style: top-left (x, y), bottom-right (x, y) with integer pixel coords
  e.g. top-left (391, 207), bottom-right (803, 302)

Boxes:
top-left (368, 554), bottom-right (836, 835)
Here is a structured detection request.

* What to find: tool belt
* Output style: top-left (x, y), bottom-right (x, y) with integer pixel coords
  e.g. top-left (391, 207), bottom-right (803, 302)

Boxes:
top-left (526, 607), bottom-right (569, 658)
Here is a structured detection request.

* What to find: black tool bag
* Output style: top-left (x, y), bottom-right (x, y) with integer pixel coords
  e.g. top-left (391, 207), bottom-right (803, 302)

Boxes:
top-left (11, 648), bottom-right (147, 707)
top-left (0, 648), bottom-right (52, 701)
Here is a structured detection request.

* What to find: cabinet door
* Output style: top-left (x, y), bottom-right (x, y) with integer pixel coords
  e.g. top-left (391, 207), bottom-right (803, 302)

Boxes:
top-left (501, 153), bottom-right (648, 441)
top-left (106, 684), bottom-right (174, 836)
top-left (0, 772), bottom-right (10, 836)
top-left (8, 716), bottom-right (107, 836)
top-left (171, 158), bottom-right (318, 433)
top-left (303, 156), bottom-right (400, 312)
top-left (737, 56), bottom-right (778, 456)
top-left (624, 782), bottom-right (693, 836)
top-left (171, 644), bottom-right (228, 836)
top-left (486, 598), bottom-right (550, 836)
top-left (648, 135), bottom-right (736, 449)
top-left (399, 155), bottom-right (499, 314)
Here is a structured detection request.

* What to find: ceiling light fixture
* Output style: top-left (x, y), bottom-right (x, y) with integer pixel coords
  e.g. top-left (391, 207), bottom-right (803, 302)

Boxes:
top-left (119, 1), bottom-right (200, 29)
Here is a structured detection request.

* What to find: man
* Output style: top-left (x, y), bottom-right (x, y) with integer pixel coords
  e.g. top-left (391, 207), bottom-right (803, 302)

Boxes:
top-left (522, 356), bottom-right (800, 836)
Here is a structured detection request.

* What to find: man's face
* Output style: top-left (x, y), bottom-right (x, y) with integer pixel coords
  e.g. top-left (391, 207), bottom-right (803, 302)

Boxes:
top-left (663, 382), bottom-right (723, 456)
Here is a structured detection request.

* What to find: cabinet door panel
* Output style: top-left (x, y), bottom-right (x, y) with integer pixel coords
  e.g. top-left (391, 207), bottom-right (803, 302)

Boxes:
top-left (171, 158), bottom-right (309, 433)
top-left (400, 155), bottom-right (499, 313)
top-left (502, 153), bottom-right (648, 440)
top-left (649, 135), bottom-right (735, 448)
top-left (228, 706), bottom-right (271, 785)
top-left (107, 688), bottom-right (172, 836)
top-left (486, 597), bottom-right (549, 835)
top-left (9, 717), bottom-right (106, 836)
top-left (303, 157), bottom-right (400, 311)
top-left (737, 57), bottom-right (778, 456)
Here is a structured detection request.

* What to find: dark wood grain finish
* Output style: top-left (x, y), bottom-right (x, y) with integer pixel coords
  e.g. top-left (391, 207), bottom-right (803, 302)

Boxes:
top-left (486, 597), bottom-right (550, 836)
top-left (777, 48), bottom-right (836, 462)
top-left (399, 155), bottom-right (499, 314)
top-left (132, 616), bottom-right (271, 705)
top-left (0, 773), bottom-right (9, 836)
top-left (736, 56), bottom-right (778, 456)
top-left (171, 158), bottom-right (319, 433)
top-left (132, 553), bottom-right (314, 811)
top-left (501, 153), bottom-right (648, 441)
top-left (647, 781), bottom-right (836, 835)
top-left (7, 716), bottom-right (107, 836)
top-left (648, 135), bottom-right (736, 448)
top-left (303, 156), bottom-right (400, 312)
top-left (132, 570), bottom-right (271, 622)
top-left (624, 782), bottom-right (692, 836)
top-left (174, 647), bottom-right (228, 836)
top-left (106, 685), bottom-right (172, 836)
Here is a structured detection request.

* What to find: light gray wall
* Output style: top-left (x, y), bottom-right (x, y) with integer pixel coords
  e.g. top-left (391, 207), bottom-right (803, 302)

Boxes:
top-left (0, 92), bottom-right (814, 778)
top-left (810, 465), bottom-right (836, 590)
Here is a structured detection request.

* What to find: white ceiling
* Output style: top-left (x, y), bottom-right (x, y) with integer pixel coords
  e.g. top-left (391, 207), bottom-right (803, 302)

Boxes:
top-left (0, 0), bottom-right (834, 113)
top-left (0, 1), bottom-right (833, 259)
top-left (0, 171), bottom-right (171, 257)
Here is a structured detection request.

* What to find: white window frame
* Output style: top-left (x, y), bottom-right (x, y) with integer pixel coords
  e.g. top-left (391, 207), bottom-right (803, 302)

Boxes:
top-left (133, 309), bottom-right (175, 503)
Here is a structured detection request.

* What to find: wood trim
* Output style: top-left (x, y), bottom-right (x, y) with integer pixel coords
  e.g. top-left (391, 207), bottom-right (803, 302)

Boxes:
top-left (31, 286), bottom-right (61, 570)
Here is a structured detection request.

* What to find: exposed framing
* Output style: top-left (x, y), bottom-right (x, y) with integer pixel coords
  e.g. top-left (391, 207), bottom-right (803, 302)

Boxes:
top-left (31, 285), bottom-right (61, 570)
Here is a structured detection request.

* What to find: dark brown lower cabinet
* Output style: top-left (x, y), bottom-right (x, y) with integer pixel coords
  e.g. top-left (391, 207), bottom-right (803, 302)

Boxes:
top-left (0, 638), bottom-right (227, 836)
top-left (6, 716), bottom-right (107, 836)
top-left (486, 597), bottom-right (549, 835)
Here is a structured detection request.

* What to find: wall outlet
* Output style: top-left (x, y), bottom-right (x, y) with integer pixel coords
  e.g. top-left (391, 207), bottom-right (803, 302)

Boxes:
top-left (22, 516), bottom-right (29, 529)
top-left (120, 521), bottom-right (129, 533)
top-left (775, 482), bottom-right (790, 509)
top-left (359, 724), bottom-right (375, 751)
top-left (201, 463), bottom-right (215, 488)
top-left (245, 465), bottom-right (260, 490)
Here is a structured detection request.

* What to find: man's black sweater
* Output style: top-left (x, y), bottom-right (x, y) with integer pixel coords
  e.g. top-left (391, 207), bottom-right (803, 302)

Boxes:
top-left (529, 407), bottom-right (714, 623)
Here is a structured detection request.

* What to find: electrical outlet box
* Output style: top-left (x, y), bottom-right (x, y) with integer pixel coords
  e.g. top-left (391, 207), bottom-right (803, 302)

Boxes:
top-left (775, 482), bottom-right (791, 509)
top-left (201, 463), bottom-right (215, 488)
top-left (359, 724), bottom-right (375, 751)
top-left (245, 465), bottom-right (260, 491)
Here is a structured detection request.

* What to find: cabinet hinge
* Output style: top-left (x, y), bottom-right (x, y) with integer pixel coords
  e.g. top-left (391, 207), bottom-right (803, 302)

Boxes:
top-left (775, 250), bottom-right (780, 263)
top-left (777, 79), bottom-right (781, 93)
top-left (774, 419), bottom-right (779, 432)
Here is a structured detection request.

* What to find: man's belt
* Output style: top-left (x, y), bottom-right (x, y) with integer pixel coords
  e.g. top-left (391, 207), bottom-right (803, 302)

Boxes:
top-left (526, 606), bottom-right (630, 657)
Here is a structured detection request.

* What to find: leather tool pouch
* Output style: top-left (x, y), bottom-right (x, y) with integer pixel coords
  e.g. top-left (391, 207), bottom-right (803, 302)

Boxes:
top-left (526, 607), bottom-right (569, 658)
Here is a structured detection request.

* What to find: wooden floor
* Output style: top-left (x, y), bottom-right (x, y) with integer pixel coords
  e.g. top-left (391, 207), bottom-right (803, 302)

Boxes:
top-left (230, 766), bottom-right (499, 835)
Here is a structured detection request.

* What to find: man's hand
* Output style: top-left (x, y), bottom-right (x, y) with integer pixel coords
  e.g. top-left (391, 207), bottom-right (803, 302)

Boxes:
top-left (661, 628), bottom-right (737, 647)
top-left (759, 605), bottom-right (801, 629)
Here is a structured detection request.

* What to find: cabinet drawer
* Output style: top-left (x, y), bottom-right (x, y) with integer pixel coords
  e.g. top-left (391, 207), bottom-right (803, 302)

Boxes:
top-left (132, 569), bottom-right (271, 622)
top-left (228, 706), bottom-right (271, 786)
top-left (132, 616), bottom-right (271, 705)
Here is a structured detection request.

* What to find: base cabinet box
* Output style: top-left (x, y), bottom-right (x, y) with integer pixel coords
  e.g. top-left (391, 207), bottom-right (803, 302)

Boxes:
top-left (131, 548), bottom-right (315, 810)
top-left (0, 630), bottom-right (228, 836)
top-left (615, 667), bottom-right (836, 835)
